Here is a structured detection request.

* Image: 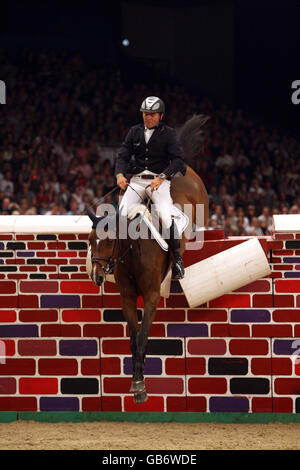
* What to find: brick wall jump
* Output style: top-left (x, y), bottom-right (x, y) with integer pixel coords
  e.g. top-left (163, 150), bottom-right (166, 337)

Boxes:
top-left (0, 218), bottom-right (300, 413)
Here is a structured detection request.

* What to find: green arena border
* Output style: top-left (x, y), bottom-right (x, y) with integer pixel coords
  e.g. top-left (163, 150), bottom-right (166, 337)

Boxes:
top-left (2, 411), bottom-right (300, 424)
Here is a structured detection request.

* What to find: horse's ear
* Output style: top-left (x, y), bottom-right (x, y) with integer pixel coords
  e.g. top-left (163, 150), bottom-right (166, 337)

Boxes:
top-left (86, 206), bottom-right (103, 229)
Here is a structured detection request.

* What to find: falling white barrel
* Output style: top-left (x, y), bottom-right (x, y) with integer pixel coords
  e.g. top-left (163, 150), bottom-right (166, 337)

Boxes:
top-left (179, 237), bottom-right (271, 308)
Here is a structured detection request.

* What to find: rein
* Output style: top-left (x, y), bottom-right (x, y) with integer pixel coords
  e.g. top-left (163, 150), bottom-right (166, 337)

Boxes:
top-left (75, 185), bottom-right (120, 223)
top-left (91, 238), bottom-right (133, 277)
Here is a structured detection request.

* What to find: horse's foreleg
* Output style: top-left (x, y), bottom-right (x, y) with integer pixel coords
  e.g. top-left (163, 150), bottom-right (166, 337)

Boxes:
top-left (120, 295), bottom-right (138, 390)
top-left (132, 294), bottom-right (160, 402)
top-left (128, 322), bottom-right (138, 380)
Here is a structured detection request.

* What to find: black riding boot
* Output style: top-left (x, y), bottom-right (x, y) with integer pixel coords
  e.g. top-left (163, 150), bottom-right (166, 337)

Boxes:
top-left (168, 220), bottom-right (185, 280)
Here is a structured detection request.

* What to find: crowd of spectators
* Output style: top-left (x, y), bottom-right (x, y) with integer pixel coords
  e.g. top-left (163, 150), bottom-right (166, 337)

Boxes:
top-left (1, 48), bottom-right (300, 237)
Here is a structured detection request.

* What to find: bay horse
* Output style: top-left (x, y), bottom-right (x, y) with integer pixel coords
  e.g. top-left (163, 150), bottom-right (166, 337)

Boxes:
top-left (87, 115), bottom-right (210, 403)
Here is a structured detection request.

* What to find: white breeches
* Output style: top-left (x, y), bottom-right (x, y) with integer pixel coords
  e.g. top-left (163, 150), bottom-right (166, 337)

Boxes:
top-left (119, 176), bottom-right (173, 230)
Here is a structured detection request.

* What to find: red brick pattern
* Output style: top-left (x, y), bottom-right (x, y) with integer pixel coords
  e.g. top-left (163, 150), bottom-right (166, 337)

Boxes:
top-left (0, 230), bottom-right (300, 412)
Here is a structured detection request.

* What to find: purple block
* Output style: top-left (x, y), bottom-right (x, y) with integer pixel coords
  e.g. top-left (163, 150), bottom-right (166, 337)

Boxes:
top-left (0, 259), bottom-right (3, 264)
top-left (59, 339), bottom-right (98, 356)
top-left (167, 324), bottom-right (208, 337)
top-left (273, 339), bottom-right (300, 356)
top-left (0, 243), bottom-right (4, 250)
top-left (231, 309), bottom-right (270, 323)
top-left (17, 251), bottom-right (35, 257)
top-left (283, 257), bottom-right (300, 263)
top-left (123, 357), bottom-right (162, 375)
top-left (210, 396), bottom-right (249, 412)
top-left (40, 397), bottom-right (79, 411)
top-left (41, 295), bottom-right (80, 308)
top-left (0, 324), bottom-right (38, 337)
top-left (284, 272), bottom-right (300, 278)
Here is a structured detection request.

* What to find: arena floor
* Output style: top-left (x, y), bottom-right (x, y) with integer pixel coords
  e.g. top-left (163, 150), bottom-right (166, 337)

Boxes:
top-left (1, 420), bottom-right (300, 450)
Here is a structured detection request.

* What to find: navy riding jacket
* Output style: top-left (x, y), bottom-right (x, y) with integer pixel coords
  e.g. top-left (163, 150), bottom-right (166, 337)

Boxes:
top-left (114, 122), bottom-right (186, 179)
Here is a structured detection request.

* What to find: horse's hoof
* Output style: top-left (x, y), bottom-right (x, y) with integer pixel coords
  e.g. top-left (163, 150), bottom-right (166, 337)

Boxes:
top-left (130, 380), bottom-right (145, 394)
top-left (134, 391), bottom-right (148, 404)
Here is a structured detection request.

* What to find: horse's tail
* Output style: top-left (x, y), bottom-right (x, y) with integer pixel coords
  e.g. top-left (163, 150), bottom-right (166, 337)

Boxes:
top-left (177, 114), bottom-right (211, 165)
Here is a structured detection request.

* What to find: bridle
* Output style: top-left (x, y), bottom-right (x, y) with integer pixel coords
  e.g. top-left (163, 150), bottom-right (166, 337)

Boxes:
top-left (91, 237), bottom-right (133, 281)
top-left (91, 241), bottom-right (117, 276)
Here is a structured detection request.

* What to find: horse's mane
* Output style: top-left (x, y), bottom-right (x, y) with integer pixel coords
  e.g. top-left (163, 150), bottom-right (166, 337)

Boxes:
top-left (177, 114), bottom-right (211, 166)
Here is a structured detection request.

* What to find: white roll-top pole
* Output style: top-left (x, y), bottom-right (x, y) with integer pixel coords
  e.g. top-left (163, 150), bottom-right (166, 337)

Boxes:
top-left (179, 237), bottom-right (271, 308)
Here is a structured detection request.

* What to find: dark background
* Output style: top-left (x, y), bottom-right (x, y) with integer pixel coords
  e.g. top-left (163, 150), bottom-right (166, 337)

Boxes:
top-left (1, 0), bottom-right (299, 132)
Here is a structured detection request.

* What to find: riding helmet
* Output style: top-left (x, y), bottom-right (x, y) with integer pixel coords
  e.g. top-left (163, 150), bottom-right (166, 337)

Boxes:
top-left (140, 96), bottom-right (165, 114)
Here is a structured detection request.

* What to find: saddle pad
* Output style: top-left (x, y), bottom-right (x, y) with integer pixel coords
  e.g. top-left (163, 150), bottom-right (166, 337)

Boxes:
top-left (170, 204), bottom-right (190, 237)
top-left (128, 205), bottom-right (168, 251)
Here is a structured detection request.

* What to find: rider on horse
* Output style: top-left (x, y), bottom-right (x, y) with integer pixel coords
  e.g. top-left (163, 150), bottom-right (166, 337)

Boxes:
top-left (115, 96), bottom-right (186, 279)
